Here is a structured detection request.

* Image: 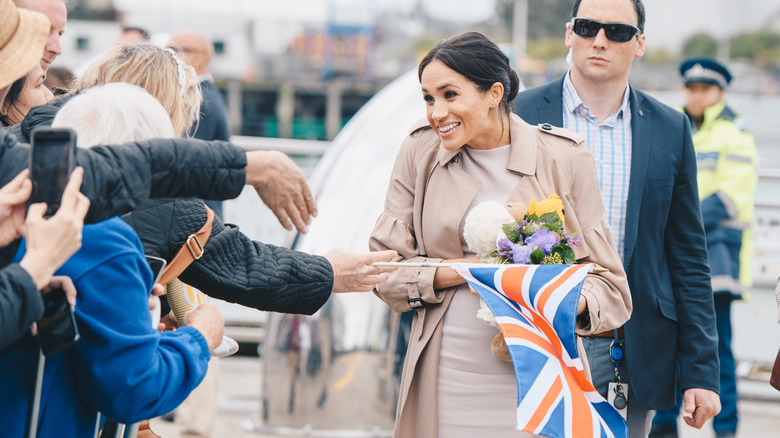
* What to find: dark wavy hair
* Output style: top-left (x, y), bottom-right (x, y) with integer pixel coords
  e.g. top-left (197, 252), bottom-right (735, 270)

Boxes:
top-left (572, 0), bottom-right (645, 32)
top-left (0, 75), bottom-right (27, 126)
top-left (418, 32), bottom-right (520, 116)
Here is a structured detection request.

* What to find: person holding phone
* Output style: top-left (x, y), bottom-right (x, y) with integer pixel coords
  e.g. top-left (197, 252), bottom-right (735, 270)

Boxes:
top-left (2, 167), bottom-right (226, 437)
top-left (0, 167), bottom-right (90, 350)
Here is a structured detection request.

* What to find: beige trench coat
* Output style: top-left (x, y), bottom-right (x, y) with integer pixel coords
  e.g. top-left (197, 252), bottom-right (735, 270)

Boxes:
top-left (369, 114), bottom-right (632, 438)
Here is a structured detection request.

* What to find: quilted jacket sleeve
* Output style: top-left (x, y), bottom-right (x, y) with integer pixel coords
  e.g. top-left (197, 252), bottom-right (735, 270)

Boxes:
top-left (180, 214), bottom-right (334, 315)
top-left (122, 198), bottom-right (334, 315)
top-left (0, 128), bottom-right (246, 225)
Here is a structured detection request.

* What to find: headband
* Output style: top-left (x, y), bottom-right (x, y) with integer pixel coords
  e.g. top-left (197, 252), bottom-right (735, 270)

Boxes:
top-left (165, 48), bottom-right (186, 95)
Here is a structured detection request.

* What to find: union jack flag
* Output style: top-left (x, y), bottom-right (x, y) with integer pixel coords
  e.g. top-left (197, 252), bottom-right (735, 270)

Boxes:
top-left (453, 263), bottom-right (627, 438)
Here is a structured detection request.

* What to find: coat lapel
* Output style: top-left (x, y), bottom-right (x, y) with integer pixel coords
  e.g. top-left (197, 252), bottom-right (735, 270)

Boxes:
top-left (622, 87), bottom-right (651, 270)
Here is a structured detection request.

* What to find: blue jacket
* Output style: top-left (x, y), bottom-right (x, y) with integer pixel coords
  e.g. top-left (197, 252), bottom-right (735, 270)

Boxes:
top-left (0, 218), bottom-right (210, 437)
top-left (514, 78), bottom-right (718, 410)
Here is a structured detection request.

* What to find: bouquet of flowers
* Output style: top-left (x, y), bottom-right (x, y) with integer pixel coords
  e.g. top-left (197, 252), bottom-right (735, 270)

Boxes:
top-left (462, 194), bottom-right (580, 361)
top-left (463, 194), bottom-right (580, 266)
top-left (495, 196), bottom-right (579, 265)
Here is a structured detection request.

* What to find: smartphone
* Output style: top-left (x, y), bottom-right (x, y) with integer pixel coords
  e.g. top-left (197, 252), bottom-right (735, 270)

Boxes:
top-left (145, 255), bottom-right (167, 330)
top-left (38, 287), bottom-right (80, 357)
top-left (145, 255), bottom-right (167, 289)
top-left (29, 127), bottom-right (77, 217)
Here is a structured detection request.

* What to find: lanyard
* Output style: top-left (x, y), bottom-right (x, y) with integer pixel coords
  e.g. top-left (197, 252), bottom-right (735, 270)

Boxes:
top-left (609, 329), bottom-right (628, 410)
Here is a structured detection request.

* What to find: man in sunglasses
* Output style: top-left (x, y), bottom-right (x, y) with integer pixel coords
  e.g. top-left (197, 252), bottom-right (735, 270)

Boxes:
top-left (514, 0), bottom-right (721, 437)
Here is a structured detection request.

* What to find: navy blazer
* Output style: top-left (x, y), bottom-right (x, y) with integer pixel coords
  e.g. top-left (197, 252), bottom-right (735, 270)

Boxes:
top-left (514, 77), bottom-right (719, 410)
top-left (192, 79), bottom-right (231, 218)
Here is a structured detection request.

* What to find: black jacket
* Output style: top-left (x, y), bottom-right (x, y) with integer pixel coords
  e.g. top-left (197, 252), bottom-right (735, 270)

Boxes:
top-left (122, 199), bottom-right (333, 315)
top-left (0, 98), bottom-right (249, 350)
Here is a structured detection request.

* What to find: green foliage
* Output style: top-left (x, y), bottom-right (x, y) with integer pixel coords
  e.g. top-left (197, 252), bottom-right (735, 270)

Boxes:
top-left (538, 212), bottom-right (563, 231)
top-left (552, 245), bottom-right (576, 264)
top-left (682, 33), bottom-right (719, 58)
top-left (502, 222), bottom-right (520, 243)
top-left (542, 252), bottom-right (564, 264)
top-left (730, 32), bottom-right (780, 64)
top-left (530, 248), bottom-right (545, 265)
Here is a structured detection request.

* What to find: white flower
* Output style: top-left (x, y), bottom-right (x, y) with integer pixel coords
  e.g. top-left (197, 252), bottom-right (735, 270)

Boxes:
top-left (463, 201), bottom-right (515, 261)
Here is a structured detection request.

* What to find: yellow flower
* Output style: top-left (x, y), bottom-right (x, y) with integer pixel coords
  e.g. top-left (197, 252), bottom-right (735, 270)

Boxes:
top-left (528, 194), bottom-right (565, 223)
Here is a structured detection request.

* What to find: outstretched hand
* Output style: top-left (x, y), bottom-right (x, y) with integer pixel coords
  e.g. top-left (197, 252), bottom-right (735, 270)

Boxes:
top-left (682, 388), bottom-right (721, 429)
top-left (245, 150), bottom-right (317, 234)
top-left (325, 248), bottom-right (398, 293)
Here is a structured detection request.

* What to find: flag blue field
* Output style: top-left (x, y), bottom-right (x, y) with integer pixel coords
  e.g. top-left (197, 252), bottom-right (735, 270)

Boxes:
top-left (453, 263), bottom-right (627, 438)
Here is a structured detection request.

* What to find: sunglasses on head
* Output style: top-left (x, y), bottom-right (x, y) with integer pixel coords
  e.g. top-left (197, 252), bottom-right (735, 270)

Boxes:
top-left (570, 18), bottom-right (641, 43)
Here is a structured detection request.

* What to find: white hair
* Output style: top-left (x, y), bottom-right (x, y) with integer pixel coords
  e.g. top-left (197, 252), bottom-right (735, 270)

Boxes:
top-left (52, 82), bottom-right (175, 148)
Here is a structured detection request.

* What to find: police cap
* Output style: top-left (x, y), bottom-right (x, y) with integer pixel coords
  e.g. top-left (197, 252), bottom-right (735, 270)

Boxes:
top-left (679, 57), bottom-right (732, 89)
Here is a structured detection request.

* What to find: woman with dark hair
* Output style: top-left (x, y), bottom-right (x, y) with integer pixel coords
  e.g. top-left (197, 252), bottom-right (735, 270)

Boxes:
top-left (369, 32), bottom-right (632, 436)
top-left (0, 63), bottom-right (53, 126)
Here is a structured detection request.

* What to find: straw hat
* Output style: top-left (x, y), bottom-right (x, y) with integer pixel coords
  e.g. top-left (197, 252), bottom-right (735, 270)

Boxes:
top-left (0, 0), bottom-right (50, 90)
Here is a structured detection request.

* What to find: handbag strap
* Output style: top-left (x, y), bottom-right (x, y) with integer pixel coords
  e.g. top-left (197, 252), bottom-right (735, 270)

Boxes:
top-left (158, 204), bottom-right (214, 285)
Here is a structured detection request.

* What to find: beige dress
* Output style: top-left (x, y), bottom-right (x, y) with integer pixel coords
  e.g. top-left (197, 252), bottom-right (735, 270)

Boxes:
top-left (436, 145), bottom-right (533, 437)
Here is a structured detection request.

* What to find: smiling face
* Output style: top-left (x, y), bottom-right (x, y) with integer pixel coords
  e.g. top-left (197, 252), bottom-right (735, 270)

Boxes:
top-left (566, 0), bottom-right (645, 88)
top-left (420, 60), bottom-right (506, 151)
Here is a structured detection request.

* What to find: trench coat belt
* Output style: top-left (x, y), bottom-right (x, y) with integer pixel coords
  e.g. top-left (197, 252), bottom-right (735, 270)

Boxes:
top-left (586, 326), bottom-right (625, 338)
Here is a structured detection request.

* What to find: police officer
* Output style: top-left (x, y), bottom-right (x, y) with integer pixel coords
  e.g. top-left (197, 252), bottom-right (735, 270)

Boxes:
top-left (650, 58), bottom-right (758, 438)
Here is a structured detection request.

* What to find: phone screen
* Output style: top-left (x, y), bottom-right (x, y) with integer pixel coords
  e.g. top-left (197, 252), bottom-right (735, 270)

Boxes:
top-left (38, 287), bottom-right (80, 357)
top-left (145, 255), bottom-right (167, 289)
top-left (29, 128), bottom-right (76, 217)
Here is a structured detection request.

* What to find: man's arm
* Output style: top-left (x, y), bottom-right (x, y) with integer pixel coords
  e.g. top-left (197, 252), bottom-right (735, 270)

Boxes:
top-left (1, 130), bottom-right (316, 233)
top-left (665, 117), bottom-right (721, 427)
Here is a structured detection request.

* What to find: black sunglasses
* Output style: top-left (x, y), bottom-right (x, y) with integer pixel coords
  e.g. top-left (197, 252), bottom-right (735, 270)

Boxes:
top-left (571, 18), bottom-right (641, 43)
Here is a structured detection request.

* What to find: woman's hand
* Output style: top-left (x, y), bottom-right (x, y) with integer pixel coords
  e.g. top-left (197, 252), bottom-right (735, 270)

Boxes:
top-left (433, 257), bottom-right (483, 290)
top-left (19, 168), bottom-right (90, 289)
top-left (30, 276), bottom-right (78, 335)
top-left (0, 169), bottom-right (32, 247)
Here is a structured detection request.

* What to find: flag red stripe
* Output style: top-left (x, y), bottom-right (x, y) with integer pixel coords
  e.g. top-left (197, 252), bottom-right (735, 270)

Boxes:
top-left (536, 266), bottom-right (581, 311)
top-left (525, 375), bottom-right (563, 433)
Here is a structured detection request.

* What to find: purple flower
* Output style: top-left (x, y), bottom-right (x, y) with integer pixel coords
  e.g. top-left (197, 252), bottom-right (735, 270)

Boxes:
top-left (510, 243), bottom-right (533, 264)
top-left (497, 238), bottom-right (513, 259)
top-left (525, 227), bottom-right (560, 254)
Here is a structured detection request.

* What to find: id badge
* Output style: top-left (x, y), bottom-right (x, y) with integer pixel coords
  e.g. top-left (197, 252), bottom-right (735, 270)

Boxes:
top-left (608, 382), bottom-right (628, 420)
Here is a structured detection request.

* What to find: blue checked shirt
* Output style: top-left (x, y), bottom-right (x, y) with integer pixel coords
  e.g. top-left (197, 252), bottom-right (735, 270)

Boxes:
top-left (562, 73), bottom-right (632, 260)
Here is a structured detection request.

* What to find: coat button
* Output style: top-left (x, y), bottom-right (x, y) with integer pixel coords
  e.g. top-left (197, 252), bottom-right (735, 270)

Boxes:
top-left (542, 123), bottom-right (552, 131)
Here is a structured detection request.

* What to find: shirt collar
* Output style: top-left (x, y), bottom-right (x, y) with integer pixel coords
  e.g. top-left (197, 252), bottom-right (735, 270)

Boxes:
top-left (562, 71), bottom-right (631, 127)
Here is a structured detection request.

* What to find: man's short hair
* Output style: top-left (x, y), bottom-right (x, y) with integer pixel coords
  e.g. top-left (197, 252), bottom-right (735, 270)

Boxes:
top-left (572, 0), bottom-right (645, 33)
top-left (121, 26), bottom-right (150, 41)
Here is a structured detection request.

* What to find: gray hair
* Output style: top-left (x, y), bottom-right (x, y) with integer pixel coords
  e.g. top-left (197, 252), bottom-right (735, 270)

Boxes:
top-left (52, 82), bottom-right (175, 147)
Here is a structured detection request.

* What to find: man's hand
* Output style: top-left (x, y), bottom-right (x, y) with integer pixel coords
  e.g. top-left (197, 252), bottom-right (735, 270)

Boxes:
top-left (682, 388), bottom-right (721, 429)
top-left (325, 248), bottom-right (398, 293)
top-left (245, 150), bottom-right (317, 234)
top-left (158, 311), bottom-right (179, 332)
top-left (183, 303), bottom-right (224, 351)
top-left (0, 169), bottom-right (32, 247)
